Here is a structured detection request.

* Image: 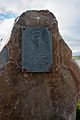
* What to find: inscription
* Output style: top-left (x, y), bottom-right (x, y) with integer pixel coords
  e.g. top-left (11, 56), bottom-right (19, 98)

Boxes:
top-left (22, 27), bottom-right (52, 72)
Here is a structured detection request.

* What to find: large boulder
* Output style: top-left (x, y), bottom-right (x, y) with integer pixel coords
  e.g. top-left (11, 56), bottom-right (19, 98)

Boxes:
top-left (0, 10), bottom-right (80, 120)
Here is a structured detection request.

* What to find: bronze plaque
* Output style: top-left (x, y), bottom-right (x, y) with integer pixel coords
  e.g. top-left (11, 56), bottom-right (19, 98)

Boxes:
top-left (21, 27), bottom-right (52, 72)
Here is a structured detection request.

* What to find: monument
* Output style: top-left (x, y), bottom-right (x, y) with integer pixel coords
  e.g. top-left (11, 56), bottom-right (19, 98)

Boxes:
top-left (0, 10), bottom-right (80, 120)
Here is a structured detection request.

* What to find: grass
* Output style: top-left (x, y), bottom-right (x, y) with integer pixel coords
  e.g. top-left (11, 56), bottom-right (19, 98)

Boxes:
top-left (76, 101), bottom-right (80, 120)
top-left (72, 56), bottom-right (80, 60)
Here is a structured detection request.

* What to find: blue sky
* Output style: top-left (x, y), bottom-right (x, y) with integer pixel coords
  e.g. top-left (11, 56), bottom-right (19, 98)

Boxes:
top-left (0, 12), bottom-right (16, 20)
top-left (0, 0), bottom-right (80, 55)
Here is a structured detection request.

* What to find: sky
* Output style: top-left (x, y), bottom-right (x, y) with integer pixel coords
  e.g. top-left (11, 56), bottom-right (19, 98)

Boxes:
top-left (0, 0), bottom-right (80, 55)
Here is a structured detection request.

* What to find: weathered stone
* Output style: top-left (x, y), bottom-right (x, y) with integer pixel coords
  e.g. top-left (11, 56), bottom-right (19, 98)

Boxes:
top-left (0, 10), bottom-right (80, 120)
top-left (0, 47), bottom-right (8, 69)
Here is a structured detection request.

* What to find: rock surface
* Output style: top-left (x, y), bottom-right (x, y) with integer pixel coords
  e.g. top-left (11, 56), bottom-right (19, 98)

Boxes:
top-left (0, 10), bottom-right (80, 120)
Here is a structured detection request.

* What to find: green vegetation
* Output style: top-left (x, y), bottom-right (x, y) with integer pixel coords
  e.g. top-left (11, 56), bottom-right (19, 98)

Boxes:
top-left (72, 56), bottom-right (80, 60)
top-left (76, 101), bottom-right (80, 120)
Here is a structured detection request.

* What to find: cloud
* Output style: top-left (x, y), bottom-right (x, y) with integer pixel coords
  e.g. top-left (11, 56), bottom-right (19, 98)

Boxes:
top-left (0, 18), bottom-right (15, 51)
top-left (0, 0), bottom-right (80, 54)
